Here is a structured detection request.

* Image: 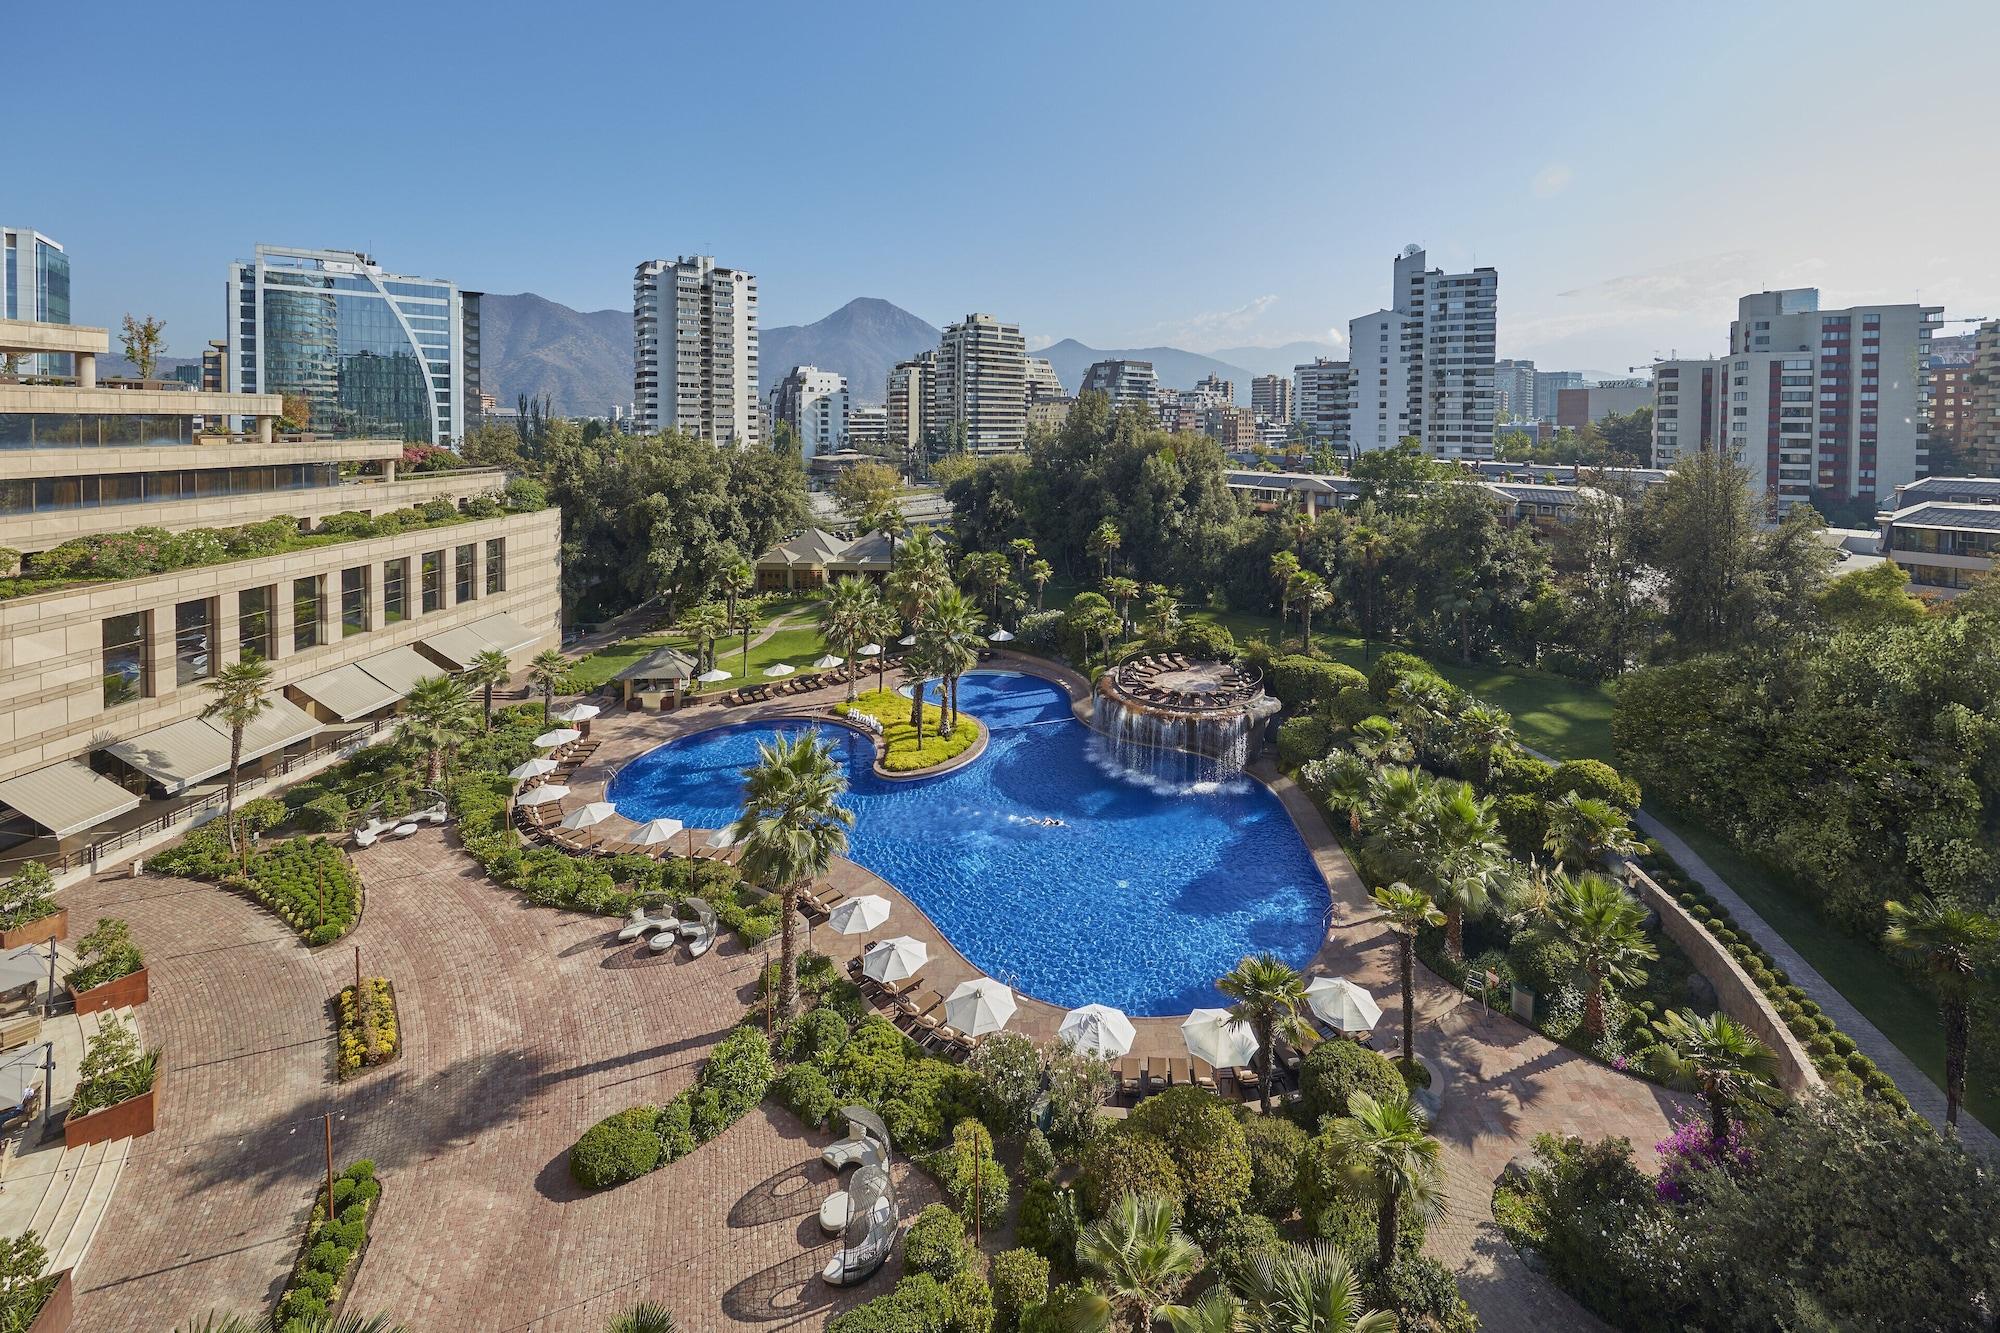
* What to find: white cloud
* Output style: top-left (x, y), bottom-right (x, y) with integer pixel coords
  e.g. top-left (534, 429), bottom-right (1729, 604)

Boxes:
top-left (1143, 294), bottom-right (1281, 348)
top-left (1024, 332), bottom-right (1055, 351)
top-left (1532, 163), bottom-right (1574, 198)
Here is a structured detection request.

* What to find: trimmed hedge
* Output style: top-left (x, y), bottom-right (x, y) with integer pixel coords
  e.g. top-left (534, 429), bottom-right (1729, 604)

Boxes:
top-left (1298, 1038), bottom-right (1405, 1125)
top-left (569, 1027), bottom-right (775, 1190)
top-left (1548, 758), bottom-right (1641, 813)
top-left (152, 827), bottom-right (363, 945)
top-left (1267, 655), bottom-right (1366, 712)
top-left (275, 1160), bottom-right (379, 1325)
top-left (1276, 715), bottom-right (1333, 770)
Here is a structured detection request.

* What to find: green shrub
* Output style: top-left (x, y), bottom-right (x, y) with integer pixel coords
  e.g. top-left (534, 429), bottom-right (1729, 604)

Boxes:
top-left (1295, 1136), bottom-right (1427, 1256)
top-left (279, 1290), bottom-right (328, 1323)
top-left (1017, 1181), bottom-right (1083, 1278)
top-left (1171, 621), bottom-right (1237, 661)
top-left (655, 1098), bottom-right (696, 1161)
top-left (923, 1119), bottom-right (1009, 1230)
top-left (946, 1269), bottom-right (995, 1333)
top-left (1078, 1125), bottom-right (1184, 1217)
top-left (1367, 651), bottom-right (1439, 701)
top-left (1268, 655), bottom-right (1365, 711)
top-left (305, 1241), bottom-right (351, 1275)
top-left (1494, 792), bottom-right (1550, 860)
top-left (1021, 1127), bottom-right (1058, 1183)
top-left (991, 1248), bottom-right (1051, 1333)
top-left (569, 1106), bottom-right (665, 1189)
top-left (1126, 1086), bottom-right (1252, 1236)
top-left (1298, 1039), bottom-right (1403, 1124)
top-left (1508, 933), bottom-right (1580, 998)
top-left (967, 1031), bottom-right (1044, 1136)
top-left (65, 917), bottom-right (144, 993)
top-left (1239, 1111), bottom-right (1307, 1217)
top-left (700, 1026), bottom-right (775, 1123)
top-left (1547, 758), bottom-right (1640, 812)
top-left (1489, 747), bottom-right (1558, 798)
top-left (782, 1007), bottom-right (851, 1068)
top-left (343, 1158), bottom-right (375, 1182)
top-left (827, 1274), bottom-right (955, 1333)
top-left (1329, 684), bottom-right (1383, 727)
top-left (902, 1203), bottom-right (969, 1280)
top-left (296, 1268), bottom-right (336, 1301)
top-left (1276, 716), bottom-right (1333, 770)
top-left (236, 796), bottom-right (287, 834)
top-left (1369, 1255), bottom-right (1478, 1333)
top-left (1203, 1210), bottom-right (1284, 1288)
top-left (772, 1064), bottom-right (838, 1128)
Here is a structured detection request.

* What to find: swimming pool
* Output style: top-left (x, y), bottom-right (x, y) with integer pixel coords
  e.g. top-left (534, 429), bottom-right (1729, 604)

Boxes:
top-left (605, 671), bottom-right (1326, 1015)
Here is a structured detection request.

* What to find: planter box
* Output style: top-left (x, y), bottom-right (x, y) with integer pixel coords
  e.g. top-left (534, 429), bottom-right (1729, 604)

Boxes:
top-left (64, 1075), bottom-right (159, 1149)
top-left (67, 966), bottom-right (149, 1017)
top-left (0, 910), bottom-right (66, 950)
top-left (25, 1268), bottom-right (71, 1333)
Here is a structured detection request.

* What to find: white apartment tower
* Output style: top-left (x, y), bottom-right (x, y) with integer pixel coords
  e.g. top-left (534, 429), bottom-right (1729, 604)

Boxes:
top-left (887, 352), bottom-right (934, 467)
top-left (771, 364), bottom-right (848, 459)
top-left (931, 314), bottom-right (1027, 454)
top-left (632, 256), bottom-right (759, 446)
top-left (1251, 374), bottom-right (1292, 425)
top-left (1293, 359), bottom-right (1356, 454)
top-left (1079, 359), bottom-right (1158, 412)
top-left (1347, 309), bottom-right (1405, 453)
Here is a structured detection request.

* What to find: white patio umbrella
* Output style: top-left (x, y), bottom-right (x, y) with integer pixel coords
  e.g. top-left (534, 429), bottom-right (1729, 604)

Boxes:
top-left (861, 936), bottom-right (929, 984)
top-left (1304, 976), bottom-right (1383, 1033)
top-left (944, 979), bottom-right (1017, 1038)
top-left (987, 628), bottom-right (1016, 643)
top-left (704, 825), bottom-right (740, 851)
top-left (897, 634), bottom-right (918, 646)
top-left (827, 894), bottom-right (890, 936)
top-left (508, 757), bottom-right (559, 782)
top-left (553, 702), bottom-right (601, 724)
top-left (812, 653), bottom-right (845, 669)
top-left (533, 728), bottom-right (582, 748)
top-left (627, 816), bottom-right (685, 847)
top-left (560, 802), bottom-right (620, 838)
top-left (697, 667), bottom-right (732, 684)
top-left (857, 643), bottom-right (883, 657)
top-left (763, 662), bottom-right (796, 679)
top-left (1057, 1003), bottom-right (1137, 1059)
top-left (1181, 1007), bottom-right (1259, 1068)
top-left (515, 784), bottom-right (570, 807)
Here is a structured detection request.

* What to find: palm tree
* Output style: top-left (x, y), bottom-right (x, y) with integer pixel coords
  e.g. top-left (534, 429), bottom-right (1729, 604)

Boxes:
top-left (174, 1314), bottom-right (410, 1333)
top-left (1325, 1089), bottom-right (1445, 1270)
top-left (681, 602), bottom-right (729, 675)
top-left (1007, 537), bottom-right (1039, 580)
top-left (604, 1302), bottom-right (680, 1333)
top-left (890, 530), bottom-right (952, 728)
top-left (1427, 780), bottom-right (1510, 962)
top-left (864, 599), bottom-right (899, 696)
top-left (1269, 551), bottom-right (1301, 641)
top-left (917, 587), bottom-right (984, 733)
top-left (527, 648), bottom-right (569, 724)
top-left (1349, 717), bottom-right (1411, 766)
top-left (716, 557), bottom-right (754, 624)
top-left (729, 601), bottom-right (757, 681)
top-left (1882, 895), bottom-right (1999, 1130)
top-left (201, 655), bottom-right (274, 860)
top-left (1542, 792), bottom-right (1642, 869)
top-left (1218, 953), bottom-right (1316, 1113)
top-left (1071, 1192), bottom-right (1200, 1332)
top-left (963, 550), bottom-right (1013, 620)
top-left (1546, 870), bottom-right (1656, 1041)
top-left (401, 676), bottom-right (473, 787)
top-left (1310, 750), bottom-right (1373, 838)
top-left (1232, 1242), bottom-right (1394, 1333)
top-left (1159, 1288), bottom-right (1241, 1333)
top-left (728, 731), bottom-right (854, 1018)
top-left (1287, 571), bottom-right (1333, 651)
top-left (868, 498), bottom-right (906, 560)
top-left (1088, 519), bottom-right (1122, 579)
top-left (465, 649), bottom-right (511, 731)
top-left (1647, 1008), bottom-right (1780, 1145)
top-left (1144, 589), bottom-right (1182, 642)
top-left (1451, 702), bottom-right (1514, 786)
top-left (818, 576), bottom-right (879, 702)
top-left (1028, 558), bottom-right (1054, 610)
top-left (1103, 576), bottom-right (1141, 635)
top-left (1370, 882), bottom-right (1443, 1067)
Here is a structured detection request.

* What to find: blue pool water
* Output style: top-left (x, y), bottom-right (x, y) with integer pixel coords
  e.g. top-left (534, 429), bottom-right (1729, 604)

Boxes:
top-left (605, 671), bottom-right (1325, 1014)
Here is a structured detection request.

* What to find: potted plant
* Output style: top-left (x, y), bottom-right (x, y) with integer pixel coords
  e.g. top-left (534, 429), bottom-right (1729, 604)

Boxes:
top-left (0, 1233), bottom-right (68, 1332)
top-left (64, 918), bottom-right (148, 1015)
top-left (63, 1014), bottom-right (161, 1148)
top-left (0, 863), bottom-right (64, 950)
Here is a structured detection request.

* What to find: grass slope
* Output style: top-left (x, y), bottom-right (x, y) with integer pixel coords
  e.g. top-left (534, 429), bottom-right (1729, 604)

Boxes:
top-left (837, 688), bottom-right (981, 771)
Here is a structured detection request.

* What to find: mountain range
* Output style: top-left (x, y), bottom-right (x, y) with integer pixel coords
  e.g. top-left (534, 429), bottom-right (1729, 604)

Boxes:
top-left (476, 292), bottom-right (1346, 416)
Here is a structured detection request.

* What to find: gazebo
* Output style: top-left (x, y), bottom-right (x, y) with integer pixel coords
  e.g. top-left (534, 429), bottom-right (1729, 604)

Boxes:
top-left (613, 646), bottom-right (699, 711)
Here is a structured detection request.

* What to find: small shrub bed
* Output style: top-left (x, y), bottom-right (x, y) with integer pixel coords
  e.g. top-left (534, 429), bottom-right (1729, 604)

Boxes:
top-left (274, 1159), bottom-right (381, 1326)
top-left (65, 917), bottom-right (143, 993)
top-left (0, 1233), bottom-right (61, 1330)
top-left (336, 977), bottom-right (400, 1077)
top-left (569, 1026), bottom-right (775, 1190)
top-left (836, 688), bottom-right (983, 772)
top-left (151, 827), bottom-right (362, 946)
top-left (69, 1014), bottom-right (160, 1119)
top-left (0, 861), bottom-right (57, 931)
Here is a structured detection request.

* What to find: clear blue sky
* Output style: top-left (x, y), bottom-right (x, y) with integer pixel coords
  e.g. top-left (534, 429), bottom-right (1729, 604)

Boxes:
top-left (17, 0), bottom-right (1999, 373)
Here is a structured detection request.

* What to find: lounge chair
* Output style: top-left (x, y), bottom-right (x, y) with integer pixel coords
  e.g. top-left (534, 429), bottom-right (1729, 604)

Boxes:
top-left (1191, 1059), bottom-right (1219, 1090)
top-left (616, 906), bottom-right (675, 943)
top-left (821, 1133), bottom-right (885, 1172)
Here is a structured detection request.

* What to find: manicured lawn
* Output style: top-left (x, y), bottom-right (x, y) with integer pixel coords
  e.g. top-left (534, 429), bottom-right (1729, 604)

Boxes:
top-left (836, 688), bottom-right (981, 771)
top-left (565, 599), bottom-right (837, 696)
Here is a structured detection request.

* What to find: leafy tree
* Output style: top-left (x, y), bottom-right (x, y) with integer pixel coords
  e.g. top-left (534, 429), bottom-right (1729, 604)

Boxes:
top-left (832, 460), bottom-right (903, 526)
top-left (1546, 871), bottom-right (1656, 1041)
top-left (1218, 954), bottom-right (1315, 1113)
top-left (1814, 558), bottom-right (1928, 632)
top-left (464, 649), bottom-right (512, 731)
top-left (201, 655), bottom-right (274, 859)
top-left (1881, 895), bottom-right (1998, 1130)
top-left (965, 550), bottom-right (1015, 621)
top-left (119, 313), bottom-right (167, 380)
top-left (1369, 882), bottom-right (1443, 1067)
top-left (527, 648), bottom-right (569, 723)
top-left (1324, 1089), bottom-right (1444, 1270)
top-left (890, 529), bottom-right (953, 726)
top-left (728, 732), bottom-right (854, 1018)
top-left (1071, 1192), bottom-right (1200, 1332)
top-left (401, 675), bottom-right (473, 787)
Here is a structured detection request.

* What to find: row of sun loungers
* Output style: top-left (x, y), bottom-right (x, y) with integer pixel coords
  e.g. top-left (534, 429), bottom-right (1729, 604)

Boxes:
top-left (843, 956), bottom-right (979, 1059)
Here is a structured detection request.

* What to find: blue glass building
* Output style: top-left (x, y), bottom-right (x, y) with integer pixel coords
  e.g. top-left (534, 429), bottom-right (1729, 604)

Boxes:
top-left (227, 246), bottom-right (479, 444)
top-left (2, 227), bottom-right (71, 375)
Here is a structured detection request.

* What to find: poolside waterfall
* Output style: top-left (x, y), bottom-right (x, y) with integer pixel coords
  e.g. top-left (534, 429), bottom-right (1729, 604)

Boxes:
top-left (1092, 656), bottom-right (1281, 786)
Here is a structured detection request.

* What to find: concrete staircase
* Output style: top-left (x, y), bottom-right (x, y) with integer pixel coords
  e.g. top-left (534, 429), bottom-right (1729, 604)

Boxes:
top-left (14, 1003), bottom-right (142, 1278)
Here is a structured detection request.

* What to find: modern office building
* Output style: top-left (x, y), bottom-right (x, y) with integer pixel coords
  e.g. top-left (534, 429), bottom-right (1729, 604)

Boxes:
top-left (1534, 370), bottom-right (1586, 421)
top-left (887, 353), bottom-right (934, 467)
top-left (931, 314), bottom-right (1027, 454)
top-left (1651, 359), bottom-right (1723, 470)
top-left (1293, 358), bottom-right (1355, 453)
top-left (771, 364), bottom-right (848, 459)
top-left (227, 246), bottom-right (477, 446)
top-left (1879, 475), bottom-right (2000, 596)
top-left (1493, 359), bottom-right (1537, 421)
top-left (632, 255), bottom-right (759, 446)
top-left (1252, 374), bottom-right (1292, 424)
top-left (2, 228), bottom-right (71, 377)
top-left (1555, 382), bottom-right (1653, 429)
top-left (1079, 359), bottom-right (1158, 411)
top-left (0, 314), bottom-right (560, 870)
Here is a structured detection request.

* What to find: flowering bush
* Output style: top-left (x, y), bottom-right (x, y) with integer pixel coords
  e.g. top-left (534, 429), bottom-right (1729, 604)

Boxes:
top-left (336, 977), bottom-right (399, 1076)
top-left (1653, 1114), bottom-right (1752, 1204)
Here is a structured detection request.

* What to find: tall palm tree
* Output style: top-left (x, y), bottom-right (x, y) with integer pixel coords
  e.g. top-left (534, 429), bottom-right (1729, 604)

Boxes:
top-left (1427, 780), bottom-right (1510, 962)
top-left (1542, 792), bottom-right (1642, 870)
top-left (1882, 895), bottom-right (1998, 1131)
top-left (917, 587), bottom-right (985, 733)
top-left (1310, 750), bottom-right (1374, 838)
top-left (729, 601), bottom-right (757, 681)
top-left (681, 601), bottom-right (729, 675)
top-left (1325, 1089), bottom-right (1445, 1270)
top-left (464, 649), bottom-right (511, 731)
top-left (716, 557), bottom-right (754, 624)
top-left (1288, 571), bottom-right (1333, 651)
top-left (1218, 953), bottom-right (1316, 1113)
top-left (1233, 1242), bottom-right (1395, 1333)
top-left (818, 576), bottom-right (879, 702)
top-left (527, 648), bottom-right (569, 724)
top-left (728, 732), bottom-right (854, 1018)
top-left (868, 498), bottom-right (906, 561)
top-left (890, 529), bottom-right (952, 727)
top-left (1370, 882), bottom-right (1444, 1067)
top-left (604, 1302), bottom-right (680, 1333)
top-left (1071, 1192), bottom-right (1200, 1332)
top-left (963, 550), bottom-right (1013, 620)
top-left (1546, 870), bottom-right (1656, 1041)
top-left (1007, 536), bottom-right (1039, 581)
top-left (1028, 558), bottom-right (1054, 611)
top-left (1144, 590), bottom-right (1182, 642)
top-left (201, 655), bottom-right (273, 860)
top-left (1088, 519), bottom-right (1122, 579)
top-left (401, 676), bottom-right (474, 787)
top-left (864, 599), bottom-right (899, 696)
top-left (1269, 551), bottom-right (1301, 641)
top-left (1103, 576), bottom-right (1141, 635)
top-left (1451, 702), bottom-right (1514, 786)
top-left (1647, 1008), bottom-right (1780, 1145)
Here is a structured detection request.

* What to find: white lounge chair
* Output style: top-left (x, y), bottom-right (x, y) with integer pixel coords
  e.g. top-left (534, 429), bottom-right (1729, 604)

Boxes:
top-left (414, 803), bottom-right (448, 826)
top-left (616, 907), bottom-right (675, 943)
top-left (820, 1134), bottom-right (884, 1172)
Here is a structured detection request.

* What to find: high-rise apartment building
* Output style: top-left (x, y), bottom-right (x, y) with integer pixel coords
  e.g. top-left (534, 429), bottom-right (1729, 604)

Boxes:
top-left (2, 228), bottom-right (71, 376)
top-left (887, 353), bottom-right (934, 467)
top-left (200, 340), bottom-right (227, 392)
top-left (1194, 373), bottom-right (1234, 406)
top-left (1347, 309), bottom-right (1404, 453)
top-left (1080, 359), bottom-right (1158, 411)
top-left (1493, 359), bottom-right (1536, 421)
top-left (1970, 321), bottom-right (2000, 476)
top-left (0, 313), bottom-right (559, 868)
top-left (771, 365), bottom-right (848, 459)
top-left (1394, 246), bottom-right (1498, 460)
top-left (1025, 357), bottom-right (1064, 405)
top-left (227, 246), bottom-right (476, 445)
top-left (1650, 359), bottom-right (1723, 470)
top-left (1293, 359), bottom-right (1355, 453)
top-left (1727, 289), bottom-right (1940, 509)
top-left (632, 255), bottom-right (759, 446)
top-left (931, 314), bottom-right (1026, 454)
top-left (846, 404), bottom-right (888, 452)
top-left (1252, 374), bottom-right (1292, 424)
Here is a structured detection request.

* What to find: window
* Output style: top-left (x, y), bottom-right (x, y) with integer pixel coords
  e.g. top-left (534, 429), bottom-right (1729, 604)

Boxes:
top-left (341, 565), bottom-right (370, 637)
top-left (421, 551), bottom-right (444, 613)
top-left (175, 598), bottom-right (214, 686)
top-left (293, 576), bottom-right (323, 651)
top-left (383, 558), bottom-right (409, 624)
top-left (239, 586), bottom-right (273, 661)
top-left (101, 612), bottom-right (148, 707)
top-left (455, 544), bottom-right (476, 604)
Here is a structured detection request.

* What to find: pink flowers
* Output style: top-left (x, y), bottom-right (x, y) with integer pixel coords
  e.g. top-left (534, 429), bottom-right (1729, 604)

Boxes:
top-left (1653, 1114), bottom-right (1753, 1203)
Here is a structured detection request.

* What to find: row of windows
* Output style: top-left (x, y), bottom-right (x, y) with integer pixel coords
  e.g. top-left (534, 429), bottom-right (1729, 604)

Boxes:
top-left (0, 465), bottom-right (337, 515)
top-left (0, 413), bottom-right (204, 450)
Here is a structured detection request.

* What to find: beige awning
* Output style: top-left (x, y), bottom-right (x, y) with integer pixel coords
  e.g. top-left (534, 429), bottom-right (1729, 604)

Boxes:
top-left (468, 612), bottom-right (541, 655)
top-left (103, 717), bottom-right (236, 792)
top-left (291, 663), bottom-right (401, 722)
top-left (225, 696), bottom-right (323, 765)
top-left (357, 644), bottom-right (443, 697)
top-left (0, 761), bottom-right (141, 838)
top-left (416, 623), bottom-right (494, 671)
